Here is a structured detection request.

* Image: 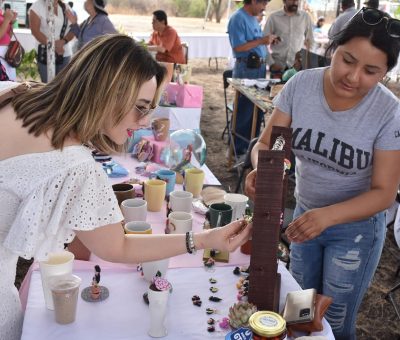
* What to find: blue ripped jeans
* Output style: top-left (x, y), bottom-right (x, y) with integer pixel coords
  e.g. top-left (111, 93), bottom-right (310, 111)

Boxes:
top-left (232, 61), bottom-right (266, 154)
top-left (289, 205), bottom-right (386, 340)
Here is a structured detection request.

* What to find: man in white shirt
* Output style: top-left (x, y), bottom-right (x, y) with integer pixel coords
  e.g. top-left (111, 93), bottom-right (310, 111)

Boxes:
top-left (328, 0), bottom-right (358, 40)
top-left (263, 0), bottom-right (314, 78)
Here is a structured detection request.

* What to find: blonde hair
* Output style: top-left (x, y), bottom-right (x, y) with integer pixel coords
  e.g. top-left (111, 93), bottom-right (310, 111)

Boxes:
top-left (12, 34), bottom-right (167, 153)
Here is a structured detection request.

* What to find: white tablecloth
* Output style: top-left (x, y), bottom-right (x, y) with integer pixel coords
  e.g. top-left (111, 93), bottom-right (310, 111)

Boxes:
top-left (21, 264), bottom-right (334, 340)
top-left (154, 106), bottom-right (201, 131)
top-left (134, 32), bottom-right (231, 59)
top-left (15, 29), bottom-right (232, 59)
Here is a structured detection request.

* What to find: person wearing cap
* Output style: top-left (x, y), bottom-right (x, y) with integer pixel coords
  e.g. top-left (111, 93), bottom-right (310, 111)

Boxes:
top-left (328, 0), bottom-right (357, 39)
top-left (364, 0), bottom-right (379, 9)
top-left (227, 0), bottom-right (278, 156)
top-left (29, 0), bottom-right (76, 83)
top-left (67, 0), bottom-right (117, 50)
top-left (147, 10), bottom-right (185, 64)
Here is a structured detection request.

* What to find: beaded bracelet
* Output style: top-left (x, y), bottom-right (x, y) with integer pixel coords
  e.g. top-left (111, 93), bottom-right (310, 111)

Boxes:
top-left (185, 231), bottom-right (197, 255)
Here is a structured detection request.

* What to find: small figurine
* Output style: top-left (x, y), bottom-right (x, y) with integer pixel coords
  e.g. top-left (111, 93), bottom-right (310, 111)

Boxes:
top-left (81, 264), bottom-right (110, 303)
top-left (91, 265), bottom-right (101, 300)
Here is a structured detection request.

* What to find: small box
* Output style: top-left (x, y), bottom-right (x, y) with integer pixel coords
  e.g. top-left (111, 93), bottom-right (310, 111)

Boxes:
top-left (176, 84), bottom-right (203, 108)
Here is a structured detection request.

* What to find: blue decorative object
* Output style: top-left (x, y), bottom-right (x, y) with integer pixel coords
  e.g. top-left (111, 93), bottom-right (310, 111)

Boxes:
top-left (164, 129), bottom-right (207, 169)
top-left (225, 327), bottom-right (253, 340)
top-left (102, 161), bottom-right (129, 178)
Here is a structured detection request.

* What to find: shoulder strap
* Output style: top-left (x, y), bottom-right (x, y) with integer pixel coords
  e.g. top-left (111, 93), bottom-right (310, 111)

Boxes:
top-left (0, 82), bottom-right (40, 109)
top-left (58, 1), bottom-right (68, 39)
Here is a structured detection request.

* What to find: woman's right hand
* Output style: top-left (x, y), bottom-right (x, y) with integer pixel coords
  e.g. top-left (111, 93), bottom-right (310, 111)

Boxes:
top-left (4, 9), bottom-right (16, 23)
top-left (245, 169), bottom-right (257, 201)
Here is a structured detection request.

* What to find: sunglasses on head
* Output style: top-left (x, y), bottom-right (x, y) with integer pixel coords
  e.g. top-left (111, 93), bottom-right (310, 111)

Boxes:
top-left (357, 7), bottom-right (400, 38)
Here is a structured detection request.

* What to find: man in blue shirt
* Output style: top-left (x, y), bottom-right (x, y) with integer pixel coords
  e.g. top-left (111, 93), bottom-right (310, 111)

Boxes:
top-left (228, 0), bottom-right (277, 155)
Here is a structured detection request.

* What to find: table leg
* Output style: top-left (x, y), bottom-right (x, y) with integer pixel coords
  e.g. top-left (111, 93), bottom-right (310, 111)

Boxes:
top-left (250, 104), bottom-right (258, 140)
top-left (228, 90), bottom-right (240, 168)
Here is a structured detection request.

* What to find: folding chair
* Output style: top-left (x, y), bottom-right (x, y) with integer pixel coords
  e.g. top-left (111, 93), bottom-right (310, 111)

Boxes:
top-left (234, 137), bottom-right (258, 193)
top-left (222, 69), bottom-right (233, 142)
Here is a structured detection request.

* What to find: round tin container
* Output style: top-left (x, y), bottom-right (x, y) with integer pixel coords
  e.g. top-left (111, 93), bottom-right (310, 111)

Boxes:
top-left (249, 311), bottom-right (287, 339)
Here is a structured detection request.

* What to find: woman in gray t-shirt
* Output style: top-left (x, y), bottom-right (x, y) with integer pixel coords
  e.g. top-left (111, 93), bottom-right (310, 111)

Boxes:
top-left (246, 8), bottom-right (400, 340)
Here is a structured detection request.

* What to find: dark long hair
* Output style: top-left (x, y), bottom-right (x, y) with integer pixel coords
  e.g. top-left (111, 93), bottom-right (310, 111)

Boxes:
top-left (326, 12), bottom-right (400, 71)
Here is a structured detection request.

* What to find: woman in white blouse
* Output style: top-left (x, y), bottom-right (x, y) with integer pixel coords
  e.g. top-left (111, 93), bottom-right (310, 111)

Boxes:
top-left (0, 34), bottom-right (252, 340)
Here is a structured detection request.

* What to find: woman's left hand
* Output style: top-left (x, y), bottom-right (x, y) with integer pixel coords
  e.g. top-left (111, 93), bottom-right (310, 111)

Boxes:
top-left (285, 208), bottom-right (331, 243)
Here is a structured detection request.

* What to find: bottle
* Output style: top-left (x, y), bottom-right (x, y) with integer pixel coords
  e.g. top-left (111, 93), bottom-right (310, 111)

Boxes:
top-left (249, 311), bottom-right (287, 340)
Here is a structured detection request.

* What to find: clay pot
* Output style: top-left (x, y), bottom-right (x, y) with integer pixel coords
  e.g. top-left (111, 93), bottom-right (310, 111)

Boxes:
top-left (240, 240), bottom-right (252, 255)
top-left (91, 285), bottom-right (101, 300)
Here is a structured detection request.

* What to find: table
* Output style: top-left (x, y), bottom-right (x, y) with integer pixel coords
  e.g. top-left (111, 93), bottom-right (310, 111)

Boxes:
top-left (227, 78), bottom-right (275, 167)
top-left (19, 155), bottom-right (334, 339)
top-left (21, 263), bottom-right (334, 339)
top-left (134, 32), bottom-right (231, 60)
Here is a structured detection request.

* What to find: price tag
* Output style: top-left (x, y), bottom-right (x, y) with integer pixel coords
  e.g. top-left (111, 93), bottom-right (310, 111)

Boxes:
top-left (225, 327), bottom-right (252, 340)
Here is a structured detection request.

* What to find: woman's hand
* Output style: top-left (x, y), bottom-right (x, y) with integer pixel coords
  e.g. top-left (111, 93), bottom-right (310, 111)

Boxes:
top-left (202, 219), bottom-right (252, 252)
top-left (4, 9), bottom-right (16, 23)
top-left (55, 39), bottom-right (65, 55)
top-left (65, 10), bottom-right (77, 25)
top-left (244, 169), bottom-right (257, 201)
top-left (285, 207), bottom-right (331, 243)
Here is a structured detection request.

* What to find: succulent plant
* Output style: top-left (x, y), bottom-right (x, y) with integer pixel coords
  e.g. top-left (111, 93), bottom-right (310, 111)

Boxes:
top-left (228, 301), bottom-right (257, 329)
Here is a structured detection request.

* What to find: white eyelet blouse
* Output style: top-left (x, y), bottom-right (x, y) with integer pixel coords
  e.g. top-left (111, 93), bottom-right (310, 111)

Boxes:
top-left (0, 145), bottom-right (123, 339)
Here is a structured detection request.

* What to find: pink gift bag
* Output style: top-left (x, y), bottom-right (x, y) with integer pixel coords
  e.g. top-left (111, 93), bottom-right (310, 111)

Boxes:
top-left (176, 84), bottom-right (203, 108)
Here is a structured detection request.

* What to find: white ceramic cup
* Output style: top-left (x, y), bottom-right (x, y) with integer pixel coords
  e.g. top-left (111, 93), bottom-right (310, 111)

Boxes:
top-left (148, 287), bottom-right (169, 337)
top-left (224, 193), bottom-right (249, 221)
top-left (121, 198), bottom-right (148, 222)
top-left (167, 211), bottom-right (192, 234)
top-left (142, 258), bottom-right (170, 282)
top-left (169, 190), bottom-right (193, 213)
top-left (39, 251), bottom-right (75, 310)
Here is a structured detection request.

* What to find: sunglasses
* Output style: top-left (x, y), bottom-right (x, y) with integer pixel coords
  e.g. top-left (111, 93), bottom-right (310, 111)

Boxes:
top-left (357, 7), bottom-right (400, 38)
top-left (134, 104), bottom-right (157, 118)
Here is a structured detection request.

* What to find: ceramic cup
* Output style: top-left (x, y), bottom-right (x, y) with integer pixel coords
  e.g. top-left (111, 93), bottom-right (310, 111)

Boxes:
top-left (169, 190), bottom-right (193, 213)
top-left (184, 168), bottom-right (205, 198)
top-left (144, 179), bottom-right (166, 212)
top-left (151, 169), bottom-right (176, 197)
top-left (224, 193), bottom-right (249, 221)
top-left (142, 258), bottom-right (170, 282)
top-left (148, 287), bottom-right (169, 337)
top-left (112, 183), bottom-right (135, 206)
top-left (121, 198), bottom-right (147, 222)
top-left (124, 221), bottom-right (152, 234)
top-left (49, 274), bottom-right (82, 324)
top-left (208, 203), bottom-right (233, 228)
top-left (166, 211), bottom-right (192, 234)
top-left (39, 251), bottom-right (75, 310)
top-left (151, 117), bottom-right (170, 142)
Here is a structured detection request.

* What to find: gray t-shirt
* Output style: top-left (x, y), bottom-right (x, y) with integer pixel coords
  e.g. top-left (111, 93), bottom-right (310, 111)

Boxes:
top-left (274, 67), bottom-right (400, 210)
